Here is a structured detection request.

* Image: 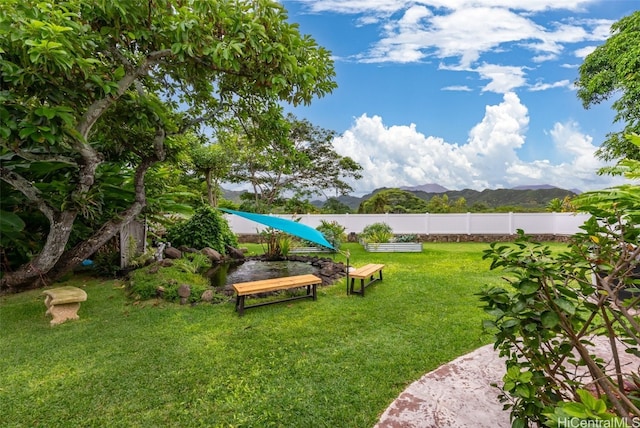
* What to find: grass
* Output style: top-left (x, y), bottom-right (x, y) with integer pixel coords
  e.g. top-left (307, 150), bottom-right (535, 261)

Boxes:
top-left (0, 242), bottom-right (569, 427)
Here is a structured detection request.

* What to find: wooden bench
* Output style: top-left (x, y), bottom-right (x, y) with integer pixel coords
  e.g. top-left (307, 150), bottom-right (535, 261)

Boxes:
top-left (233, 274), bottom-right (322, 316)
top-left (43, 286), bottom-right (87, 325)
top-left (348, 263), bottom-right (385, 296)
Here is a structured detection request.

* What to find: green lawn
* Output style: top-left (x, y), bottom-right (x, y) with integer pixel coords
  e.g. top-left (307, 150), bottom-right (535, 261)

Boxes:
top-left (0, 242), bottom-right (558, 427)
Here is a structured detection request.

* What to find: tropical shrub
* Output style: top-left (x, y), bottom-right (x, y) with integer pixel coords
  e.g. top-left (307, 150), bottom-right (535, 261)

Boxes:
top-left (259, 228), bottom-right (291, 259)
top-left (166, 206), bottom-right (238, 254)
top-left (478, 135), bottom-right (640, 427)
top-left (360, 222), bottom-right (394, 243)
top-left (316, 220), bottom-right (346, 250)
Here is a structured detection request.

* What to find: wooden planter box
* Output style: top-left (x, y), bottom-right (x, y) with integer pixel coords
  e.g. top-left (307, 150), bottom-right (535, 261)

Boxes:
top-left (362, 242), bottom-right (423, 253)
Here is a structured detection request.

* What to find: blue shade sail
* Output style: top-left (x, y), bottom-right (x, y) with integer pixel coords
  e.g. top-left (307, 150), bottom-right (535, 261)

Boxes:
top-left (219, 208), bottom-right (335, 250)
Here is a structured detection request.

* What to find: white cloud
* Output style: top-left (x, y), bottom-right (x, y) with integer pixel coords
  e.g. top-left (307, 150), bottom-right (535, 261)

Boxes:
top-left (475, 63), bottom-right (528, 93)
top-left (298, 0), bottom-right (595, 14)
top-left (528, 79), bottom-right (571, 91)
top-left (316, 1), bottom-right (615, 68)
top-left (332, 92), bottom-right (623, 193)
top-left (574, 45), bottom-right (597, 58)
top-left (441, 85), bottom-right (472, 91)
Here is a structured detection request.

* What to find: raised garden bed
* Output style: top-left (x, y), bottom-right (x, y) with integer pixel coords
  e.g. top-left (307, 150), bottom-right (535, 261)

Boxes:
top-left (362, 242), bottom-right (423, 253)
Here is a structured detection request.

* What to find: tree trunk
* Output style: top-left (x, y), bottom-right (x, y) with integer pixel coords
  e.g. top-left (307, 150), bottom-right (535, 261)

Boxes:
top-left (47, 200), bottom-right (147, 282)
top-left (0, 210), bottom-right (77, 291)
top-left (46, 154), bottom-right (160, 283)
top-left (206, 169), bottom-right (214, 206)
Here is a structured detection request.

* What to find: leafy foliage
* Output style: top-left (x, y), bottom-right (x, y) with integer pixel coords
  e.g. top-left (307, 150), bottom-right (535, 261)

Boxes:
top-left (0, 0), bottom-right (336, 290)
top-left (360, 222), bottom-right (394, 243)
top-left (576, 11), bottom-right (640, 161)
top-left (228, 113), bottom-right (362, 211)
top-left (478, 136), bottom-right (640, 426)
top-left (259, 228), bottom-right (292, 259)
top-left (346, 187), bottom-right (576, 214)
top-left (315, 220), bottom-right (346, 250)
top-left (166, 206), bottom-right (238, 254)
top-left (358, 189), bottom-right (429, 213)
top-left (394, 234), bottom-right (418, 243)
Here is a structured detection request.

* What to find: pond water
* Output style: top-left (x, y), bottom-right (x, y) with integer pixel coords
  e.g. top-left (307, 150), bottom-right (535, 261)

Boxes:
top-left (206, 259), bottom-right (320, 288)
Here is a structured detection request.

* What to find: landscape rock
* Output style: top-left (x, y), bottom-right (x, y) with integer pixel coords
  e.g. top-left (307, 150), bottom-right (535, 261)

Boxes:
top-left (226, 246), bottom-right (245, 260)
top-left (178, 284), bottom-right (190, 305)
top-left (164, 247), bottom-right (182, 259)
top-left (201, 289), bottom-right (214, 302)
top-left (202, 247), bottom-right (222, 262)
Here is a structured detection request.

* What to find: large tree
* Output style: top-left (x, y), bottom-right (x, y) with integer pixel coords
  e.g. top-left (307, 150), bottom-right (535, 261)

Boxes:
top-left (358, 189), bottom-right (429, 214)
top-left (576, 11), bottom-right (640, 161)
top-left (189, 136), bottom-right (235, 207)
top-left (0, 0), bottom-right (336, 291)
top-left (228, 110), bottom-right (362, 211)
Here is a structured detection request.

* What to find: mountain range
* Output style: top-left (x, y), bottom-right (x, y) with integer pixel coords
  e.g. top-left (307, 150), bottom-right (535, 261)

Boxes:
top-left (312, 184), bottom-right (580, 211)
top-left (223, 183), bottom-right (579, 211)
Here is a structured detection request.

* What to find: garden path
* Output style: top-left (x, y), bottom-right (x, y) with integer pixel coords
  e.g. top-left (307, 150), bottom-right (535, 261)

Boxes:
top-left (375, 337), bottom-right (640, 428)
top-left (375, 344), bottom-right (509, 428)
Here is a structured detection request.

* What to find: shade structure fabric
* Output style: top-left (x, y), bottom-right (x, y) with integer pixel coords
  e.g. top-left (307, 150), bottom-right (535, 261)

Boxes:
top-left (219, 208), bottom-right (335, 250)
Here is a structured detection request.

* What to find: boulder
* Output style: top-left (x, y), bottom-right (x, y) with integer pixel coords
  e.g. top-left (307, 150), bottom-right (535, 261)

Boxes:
top-left (226, 246), bottom-right (245, 260)
top-left (202, 247), bottom-right (222, 262)
top-left (201, 289), bottom-right (214, 302)
top-left (178, 284), bottom-right (191, 305)
top-left (164, 247), bottom-right (182, 259)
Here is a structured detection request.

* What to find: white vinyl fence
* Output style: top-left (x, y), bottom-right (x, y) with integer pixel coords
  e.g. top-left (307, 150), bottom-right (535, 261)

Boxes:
top-left (224, 212), bottom-right (590, 236)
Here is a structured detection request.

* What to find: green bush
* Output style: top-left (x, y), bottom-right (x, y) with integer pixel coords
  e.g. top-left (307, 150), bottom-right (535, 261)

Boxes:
top-left (166, 206), bottom-right (238, 254)
top-left (316, 220), bottom-right (346, 250)
top-left (360, 222), bottom-right (393, 243)
top-left (478, 136), bottom-right (640, 426)
top-left (394, 234), bottom-right (417, 243)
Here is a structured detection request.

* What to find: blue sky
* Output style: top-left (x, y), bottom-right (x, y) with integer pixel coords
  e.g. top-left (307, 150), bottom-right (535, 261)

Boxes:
top-left (279, 0), bottom-right (638, 194)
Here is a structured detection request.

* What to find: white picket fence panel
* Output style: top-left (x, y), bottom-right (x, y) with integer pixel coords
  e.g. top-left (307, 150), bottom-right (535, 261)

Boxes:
top-left (224, 212), bottom-right (590, 236)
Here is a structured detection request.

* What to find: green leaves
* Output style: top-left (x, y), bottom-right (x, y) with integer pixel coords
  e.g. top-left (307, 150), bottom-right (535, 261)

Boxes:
top-left (0, 210), bottom-right (25, 234)
top-left (541, 311), bottom-right (560, 329)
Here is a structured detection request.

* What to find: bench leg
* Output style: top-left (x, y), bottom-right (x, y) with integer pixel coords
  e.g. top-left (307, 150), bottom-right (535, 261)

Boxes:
top-left (47, 303), bottom-right (82, 325)
top-left (312, 284), bottom-right (317, 301)
top-left (237, 295), bottom-right (245, 316)
top-left (349, 277), bottom-right (366, 296)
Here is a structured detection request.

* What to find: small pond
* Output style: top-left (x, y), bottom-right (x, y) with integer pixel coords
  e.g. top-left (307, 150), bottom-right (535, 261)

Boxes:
top-left (206, 259), bottom-right (320, 288)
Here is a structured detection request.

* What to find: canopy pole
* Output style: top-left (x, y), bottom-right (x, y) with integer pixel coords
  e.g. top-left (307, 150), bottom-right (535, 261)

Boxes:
top-left (344, 249), bottom-right (351, 295)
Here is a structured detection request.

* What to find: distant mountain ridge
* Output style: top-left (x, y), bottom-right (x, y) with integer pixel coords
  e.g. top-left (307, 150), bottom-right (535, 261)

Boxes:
top-left (224, 183), bottom-right (579, 211)
top-left (311, 184), bottom-right (579, 211)
top-left (399, 183), bottom-right (448, 193)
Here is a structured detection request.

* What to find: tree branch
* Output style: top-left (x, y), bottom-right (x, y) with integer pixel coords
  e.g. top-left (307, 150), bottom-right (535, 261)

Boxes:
top-left (0, 167), bottom-right (56, 222)
top-left (12, 149), bottom-right (77, 166)
top-left (175, 106), bottom-right (223, 135)
top-left (76, 48), bottom-right (173, 142)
